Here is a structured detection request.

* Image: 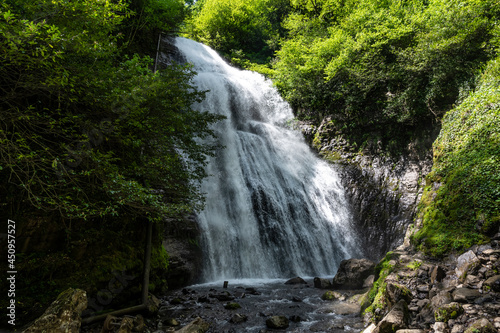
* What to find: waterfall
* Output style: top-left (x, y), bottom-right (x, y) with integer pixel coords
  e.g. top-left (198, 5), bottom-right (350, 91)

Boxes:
top-left (174, 37), bottom-right (360, 282)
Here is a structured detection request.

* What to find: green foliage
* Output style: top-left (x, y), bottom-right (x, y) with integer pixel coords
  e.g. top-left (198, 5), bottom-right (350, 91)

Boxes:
top-left (413, 56), bottom-right (500, 256)
top-left (363, 251), bottom-right (395, 321)
top-left (273, 0), bottom-right (499, 151)
top-left (0, 0), bottom-right (223, 222)
top-left (185, 0), bottom-right (291, 68)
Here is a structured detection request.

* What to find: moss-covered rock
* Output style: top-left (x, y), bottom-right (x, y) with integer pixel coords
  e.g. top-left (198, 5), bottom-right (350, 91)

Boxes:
top-left (434, 302), bottom-right (464, 322)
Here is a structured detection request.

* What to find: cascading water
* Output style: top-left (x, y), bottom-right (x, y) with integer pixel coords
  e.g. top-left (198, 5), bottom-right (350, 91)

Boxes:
top-left (174, 37), bottom-right (361, 282)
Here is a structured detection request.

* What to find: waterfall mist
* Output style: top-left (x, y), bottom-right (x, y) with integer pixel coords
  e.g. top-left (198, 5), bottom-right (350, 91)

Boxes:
top-left (174, 37), bottom-right (361, 282)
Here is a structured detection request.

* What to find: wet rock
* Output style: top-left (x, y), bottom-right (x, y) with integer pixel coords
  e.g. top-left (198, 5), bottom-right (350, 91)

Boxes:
top-left (230, 313), bottom-right (248, 324)
top-left (266, 316), bottom-right (289, 329)
top-left (164, 318), bottom-right (180, 327)
top-left (332, 258), bottom-right (376, 289)
top-left (464, 318), bottom-right (497, 333)
top-left (23, 288), bottom-right (87, 333)
top-left (329, 302), bottom-right (361, 315)
top-left (224, 302), bottom-right (241, 310)
top-left (395, 330), bottom-right (425, 333)
top-left (285, 277), bottom-right (308, 285)
top-left (177, 317), bottom-right (210, 333)
top-left (452, 288), bottom-right (481, 303)
top-left (211, 292), bottom-right (235, 302)
top-left (314, 277), bottom-right (332, 289)
top-left (483, 275), bottom-right (500, 292)
top-left (321, 290), bottom-right (344, 301)
top-left (374, 300), bottom-right (410, 333)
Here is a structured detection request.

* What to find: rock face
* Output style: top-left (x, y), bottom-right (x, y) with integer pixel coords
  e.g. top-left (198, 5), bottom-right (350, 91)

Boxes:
top-left (23, 288), bottom-right (87, 333)
top-left (301, 119), bottom-right (435, 260)
top-left (163, 215), bottom-right (203, 289)
top-left (332, 258), bottom-right (376, 289)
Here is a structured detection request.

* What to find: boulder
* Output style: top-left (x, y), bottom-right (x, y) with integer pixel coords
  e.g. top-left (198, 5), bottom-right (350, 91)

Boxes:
top-left (230, 313), bottom-right (248, 324)
top-left (464, 318), bottom-right (497, 333)
top-left (431, 290), bottom-right (452, 308)
top-left (314, 277), bottom-right (332, 289)
top-left (374, 300), bottom-right (410, 333)
top-left (266, 315), bottom-right (289, 329)
top-left (434, 302), bottom-right (464, 322)
top-left (386, 283), bottom-right (413, 307)
top-left (332, 258), bottom-right (376, 289)
top-left (23, 288), bottom-right (87, 333)
top-left (321, 290), bottom-right (344, 301)
top-left (285, 277), bottom-right (307, 285)
top-left (456, 250), bottom-right (478, 279)
top-left (483, 275), bottom-right (500, 292)
top-left (177, 317), bottom-right (210, 333)
top-left (452, 288), bottom-right (481, 303)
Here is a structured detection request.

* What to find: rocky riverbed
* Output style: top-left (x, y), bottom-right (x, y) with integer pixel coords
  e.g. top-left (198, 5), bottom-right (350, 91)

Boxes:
top-left (81, 277), bottom-right (366, 333)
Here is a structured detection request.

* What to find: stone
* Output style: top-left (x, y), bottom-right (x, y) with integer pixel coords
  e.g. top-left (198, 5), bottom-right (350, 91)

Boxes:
top-left (146, 294), bottom-right (161, 314)
top-left (465, 274), bottom-right (482, 288)
top-left (332, 258), bottom-right (376, 290)
top-left (285, 277), bottom-right (307, 285)
top-left (117, 317), bottom-right (134, 333)
top-left (374, 300), bottom-right (410, 333)
top-left (430, 266), bottom-right (446, 284)
top-left (164, 318), bottom-right (180, 327)
top-left (395, 330), bottom-right (425, 333)
top-left (23, 288), bottom-right (87, 333)
top-left (433, 321), bottom-right (448, 333)
top-left (314, 277), bottom-right (333, 289)
top-left (362, 323), bottom-right (376, 333)
top-left (224, 302), bottom-right (241, 310)
top-left (451, 325), bottom-right (465, 333)
top-left (211, 292), bottom-right (234, 301)
top-left (456, 250), bottom-right (478, 279)
top-left (328, 302), bottom-right (361, 315)
top-left (321, 290), bottom-right (343, 301)
top-left (177, 317), bottom-right (210, 333)
top-left (266, 316), bottom-right (289, 329)
top-left (230, 313), bottom-right (248, 324)
top-left (431, 290), bottom-right (453, 308)
top-left (464, 318), bottom-right (497, 333)
top-left (483, 275), bottom-right (500, 292)
top-left (452, 288), bottom-right (481, 303)
top-left (434, 302), bottom-right (464, 322)
top-left (386, 283), bottom-right (413, 308)
top-left (363, 275), bottom-right (375, 288)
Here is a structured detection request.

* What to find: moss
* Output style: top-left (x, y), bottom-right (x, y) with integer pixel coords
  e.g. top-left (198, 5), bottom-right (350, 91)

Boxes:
top-left (363, 252), bottom-right (395, 321)
top-left (406, 260), bottom-right (422, 270)
top-left (434, 303), bottom-right (463, 322)
top-left (413, 57), bottom-right (500, 257)
top-left (225, 302), bottom-right (241, 310)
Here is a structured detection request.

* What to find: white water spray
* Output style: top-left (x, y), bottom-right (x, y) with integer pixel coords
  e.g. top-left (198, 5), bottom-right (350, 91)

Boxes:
top-left (175, 37), bottom-right (360, 281)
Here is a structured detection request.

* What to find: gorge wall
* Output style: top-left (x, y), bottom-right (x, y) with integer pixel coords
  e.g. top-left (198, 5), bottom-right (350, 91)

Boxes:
top-left (300, 118), bottom-right (439, 261)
